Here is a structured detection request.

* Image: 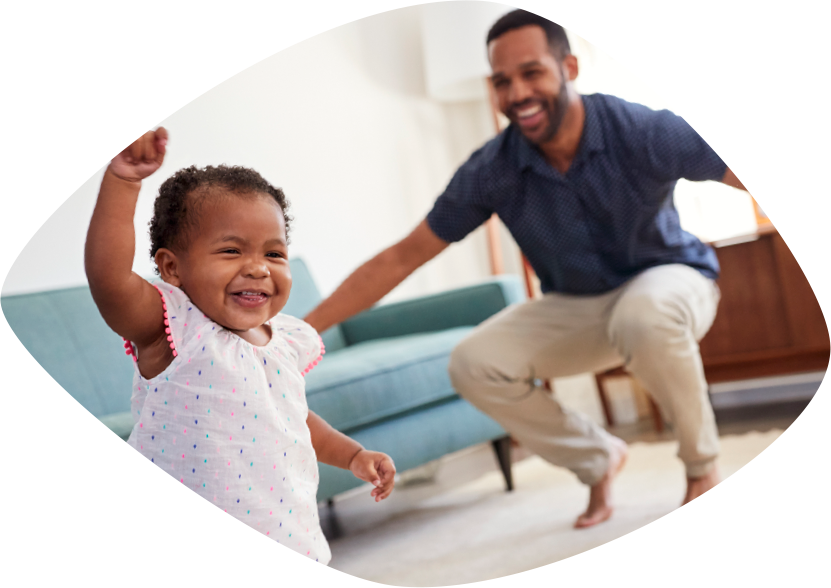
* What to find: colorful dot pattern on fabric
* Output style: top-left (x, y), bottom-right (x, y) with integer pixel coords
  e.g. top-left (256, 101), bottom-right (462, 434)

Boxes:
top-left (125, 282), bottom-right (330, 564)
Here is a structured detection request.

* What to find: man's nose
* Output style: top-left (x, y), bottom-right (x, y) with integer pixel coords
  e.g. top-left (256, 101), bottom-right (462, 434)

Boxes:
top-left (508, 78), bottom-right (533, 106)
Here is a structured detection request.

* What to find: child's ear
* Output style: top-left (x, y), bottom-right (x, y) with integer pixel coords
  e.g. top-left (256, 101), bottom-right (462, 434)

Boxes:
top-left (155, 248), bottom-right (182, 287)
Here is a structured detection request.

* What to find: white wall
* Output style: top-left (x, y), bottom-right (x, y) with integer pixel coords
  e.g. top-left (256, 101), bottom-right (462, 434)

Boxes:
top-left (2, 4), bottom-right (755, 299)
top-left (2, 5), bottom-right (497, 300)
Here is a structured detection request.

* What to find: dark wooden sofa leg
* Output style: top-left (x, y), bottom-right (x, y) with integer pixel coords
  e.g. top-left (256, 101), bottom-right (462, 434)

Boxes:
top-left (320, 498), bottom-right (344, 541)
top-left (492, 436), bottom-right (514, 492)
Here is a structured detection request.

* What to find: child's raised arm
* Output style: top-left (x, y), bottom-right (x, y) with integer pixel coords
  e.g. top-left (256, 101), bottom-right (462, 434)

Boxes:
top-left (85, 128), bottom-right (169, 348)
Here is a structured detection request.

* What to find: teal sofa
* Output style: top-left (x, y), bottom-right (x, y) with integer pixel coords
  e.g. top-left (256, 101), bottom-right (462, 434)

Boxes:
top-left (2, 259), bottom-right (526, 504)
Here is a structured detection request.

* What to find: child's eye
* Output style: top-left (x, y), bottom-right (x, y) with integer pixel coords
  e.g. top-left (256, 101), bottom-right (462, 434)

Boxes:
top-left (221, 249), bottom-right (240, 255)
top-left (265, 252), bottom-right (285, 259)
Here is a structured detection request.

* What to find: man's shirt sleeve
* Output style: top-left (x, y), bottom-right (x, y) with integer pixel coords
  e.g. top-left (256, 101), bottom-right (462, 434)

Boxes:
top-left (634, 106), bottom-right (728, 183)
top-left (426, 152), bottom-right (494, 243)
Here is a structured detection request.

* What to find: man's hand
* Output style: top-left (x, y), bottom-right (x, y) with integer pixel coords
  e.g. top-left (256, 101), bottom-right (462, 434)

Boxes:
top-left (349, 450), bottom-right (396, 502)
top-left (109, 127), bottom-right (168, 183)
top-left (721, 167), bottom-right (746, 191)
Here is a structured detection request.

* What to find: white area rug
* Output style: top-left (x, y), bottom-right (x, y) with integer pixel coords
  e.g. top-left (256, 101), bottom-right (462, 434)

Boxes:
top-left (327, 430), bottom-right (782, 586)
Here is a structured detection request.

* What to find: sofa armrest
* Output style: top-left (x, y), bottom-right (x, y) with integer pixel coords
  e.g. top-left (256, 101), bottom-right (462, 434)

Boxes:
top-left (99, 411), bottom-right (134, 440)
top-left (339, 275), bottom-right (526, 345)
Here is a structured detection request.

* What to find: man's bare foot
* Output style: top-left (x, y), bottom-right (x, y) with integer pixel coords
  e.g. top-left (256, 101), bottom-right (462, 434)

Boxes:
top-left (574, 436), bottom-right (628, 529)
top-left (683, 467), bottom-right (719, 505)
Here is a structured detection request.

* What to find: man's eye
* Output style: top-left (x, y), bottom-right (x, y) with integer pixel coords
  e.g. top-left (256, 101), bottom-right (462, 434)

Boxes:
top-left (493, 79), bottom-right (508, 88)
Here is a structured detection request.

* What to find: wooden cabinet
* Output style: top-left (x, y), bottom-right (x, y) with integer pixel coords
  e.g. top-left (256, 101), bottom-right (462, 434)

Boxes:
top-left (595, 226), bottom-right (827, 428)
top-left (700, 228), bottom-right (830, 383)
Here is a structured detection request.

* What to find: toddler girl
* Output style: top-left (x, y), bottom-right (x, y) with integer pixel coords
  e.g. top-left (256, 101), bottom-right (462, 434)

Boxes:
top-left (85, 128), bottom-right (396, 565)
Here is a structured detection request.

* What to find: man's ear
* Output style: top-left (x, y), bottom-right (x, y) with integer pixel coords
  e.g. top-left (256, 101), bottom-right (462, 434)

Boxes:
top-left (562, 54), bottom-right (579, 81)
top-left (155, 248), bottom-right (182, 287)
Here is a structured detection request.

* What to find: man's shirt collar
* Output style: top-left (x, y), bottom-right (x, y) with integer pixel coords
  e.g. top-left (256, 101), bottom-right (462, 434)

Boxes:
top-left (512, 94), bottom-right (605, 175)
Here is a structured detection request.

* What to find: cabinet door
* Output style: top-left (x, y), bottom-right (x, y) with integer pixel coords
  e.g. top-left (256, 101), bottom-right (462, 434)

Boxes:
top-left (771, 234), bottom-right (829, 350)
top-left (699, 232), bottom-right (830, 381)
top-left (700, 234), bottom-right (791, 358)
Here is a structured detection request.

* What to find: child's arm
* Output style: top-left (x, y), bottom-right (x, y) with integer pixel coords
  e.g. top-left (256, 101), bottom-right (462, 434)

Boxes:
top-left (85, 129), bottom-right (169, 348)
top-left (307, 410), bottom-right (396, 502)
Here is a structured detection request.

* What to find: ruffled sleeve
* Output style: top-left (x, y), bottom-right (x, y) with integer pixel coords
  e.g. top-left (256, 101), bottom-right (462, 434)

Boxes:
top-left (271, 314), bottom-right (325, 376)
top-left (123, 281), bottom-right (201, 364)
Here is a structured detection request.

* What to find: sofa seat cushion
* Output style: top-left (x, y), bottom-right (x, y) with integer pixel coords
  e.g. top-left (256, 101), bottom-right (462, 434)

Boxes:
top-left (305, 326), bottom-right (473, 432)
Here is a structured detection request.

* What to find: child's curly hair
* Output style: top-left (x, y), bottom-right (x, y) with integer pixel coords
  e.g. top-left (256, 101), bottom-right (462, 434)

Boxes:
top-left (149, 165), bottom-right (291, 273)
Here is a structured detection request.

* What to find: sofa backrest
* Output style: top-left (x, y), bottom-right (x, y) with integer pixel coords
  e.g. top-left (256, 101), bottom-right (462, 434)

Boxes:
top-left (2, 285), bottom-right (135, 419)
top-left (281, 259), bottom-right (347, 352)
top-left (1, 258), bottom-right (346, 419)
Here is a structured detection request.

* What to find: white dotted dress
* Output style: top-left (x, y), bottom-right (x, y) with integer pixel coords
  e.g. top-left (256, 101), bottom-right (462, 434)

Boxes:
top-left (125, 282), bottom-right (331, 564)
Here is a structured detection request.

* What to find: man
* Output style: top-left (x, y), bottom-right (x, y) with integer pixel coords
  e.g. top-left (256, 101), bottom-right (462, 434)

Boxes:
top-left (305, 10), bottom-right (747, 528)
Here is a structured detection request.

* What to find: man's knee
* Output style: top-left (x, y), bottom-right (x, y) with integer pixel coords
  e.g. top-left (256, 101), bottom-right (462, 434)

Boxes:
top-left (608, 291), bottom-right (685, 353)
top-left (448, 335), bottom-right (486, 393)
top-left (448, 330), bottom-right (520, 399)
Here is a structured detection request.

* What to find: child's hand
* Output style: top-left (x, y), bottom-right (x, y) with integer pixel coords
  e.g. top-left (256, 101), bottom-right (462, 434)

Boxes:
top-left (349, 450), bottom-right (396, 502)
top-left (109, 127), bottom-right (168, 183)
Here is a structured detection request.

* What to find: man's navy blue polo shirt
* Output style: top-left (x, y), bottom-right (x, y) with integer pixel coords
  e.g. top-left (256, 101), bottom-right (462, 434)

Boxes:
top-left (426, 93), bottom-right (727, 295)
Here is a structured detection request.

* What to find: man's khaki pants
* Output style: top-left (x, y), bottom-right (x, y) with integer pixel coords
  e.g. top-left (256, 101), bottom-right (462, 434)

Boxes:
top-left (448, 264), bottom-right (721, 485)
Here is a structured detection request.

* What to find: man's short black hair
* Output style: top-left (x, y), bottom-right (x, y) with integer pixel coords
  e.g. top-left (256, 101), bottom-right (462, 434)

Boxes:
top-left (486, 9), bottom-right (571, 60)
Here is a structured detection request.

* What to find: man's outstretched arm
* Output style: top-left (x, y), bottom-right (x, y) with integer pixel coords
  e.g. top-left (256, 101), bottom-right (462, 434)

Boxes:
top-left (304, 219), bottom-right (450, 333)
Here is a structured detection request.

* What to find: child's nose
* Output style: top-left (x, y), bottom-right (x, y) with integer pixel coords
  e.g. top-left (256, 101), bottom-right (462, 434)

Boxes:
top-left (243, 259), bottom-right (270, 278)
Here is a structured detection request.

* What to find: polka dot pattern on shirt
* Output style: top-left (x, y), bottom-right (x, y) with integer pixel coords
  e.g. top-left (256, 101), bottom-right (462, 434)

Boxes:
top-left (126, 282), bottom-right (330, 565)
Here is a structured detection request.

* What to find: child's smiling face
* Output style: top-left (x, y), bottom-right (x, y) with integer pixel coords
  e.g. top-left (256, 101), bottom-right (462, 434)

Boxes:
top-left (157, 192), bottom-right (292, 336)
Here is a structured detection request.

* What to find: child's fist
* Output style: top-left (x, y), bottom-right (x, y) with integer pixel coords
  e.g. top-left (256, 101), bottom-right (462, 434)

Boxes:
top-left (349, 450), bottom-right (396, 502)
top-left (109, 127), bottom-right (168, 183)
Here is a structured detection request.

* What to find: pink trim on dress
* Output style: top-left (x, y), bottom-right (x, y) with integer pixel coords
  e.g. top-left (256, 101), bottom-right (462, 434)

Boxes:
top-left (123, 338), bottom-right (137, 362)
top-left (122, 284), bottom-right (178, 362)
top-left (301, 335), bottom-right (326, 377)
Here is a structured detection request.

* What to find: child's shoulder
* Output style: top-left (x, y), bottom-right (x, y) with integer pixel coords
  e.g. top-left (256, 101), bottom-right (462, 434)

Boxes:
top-left (151, 280), bottom-right (214, 348)
top-left (154, 282), bottom-right (217, 323)
top-left (270, 312), bottom-right (314, 330)
top-left (152, 280), bottom-right (191, 310)
top-left (269, 313), bottom-right (320, 343)
top-left (269, 314), bottom-right (324, 375)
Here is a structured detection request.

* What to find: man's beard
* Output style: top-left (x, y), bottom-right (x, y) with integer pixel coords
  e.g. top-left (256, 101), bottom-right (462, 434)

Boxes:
top-left (534, 72), bottom-right (570, 145)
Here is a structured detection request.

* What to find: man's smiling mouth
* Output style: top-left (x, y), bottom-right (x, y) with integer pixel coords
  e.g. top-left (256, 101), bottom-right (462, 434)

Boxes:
top-left (516, 103), bottom-right (543, 119)
top-left (513, 102), bottom-right (546, 130)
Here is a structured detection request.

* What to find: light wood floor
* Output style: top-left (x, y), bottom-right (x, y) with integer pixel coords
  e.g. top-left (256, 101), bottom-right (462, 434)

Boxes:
top-left (324, 408), bottom-right (802, 586)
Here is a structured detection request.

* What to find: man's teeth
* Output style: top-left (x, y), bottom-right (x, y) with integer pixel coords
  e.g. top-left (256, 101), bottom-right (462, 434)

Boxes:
top-left (517, 104), bottom-right (543, 118)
